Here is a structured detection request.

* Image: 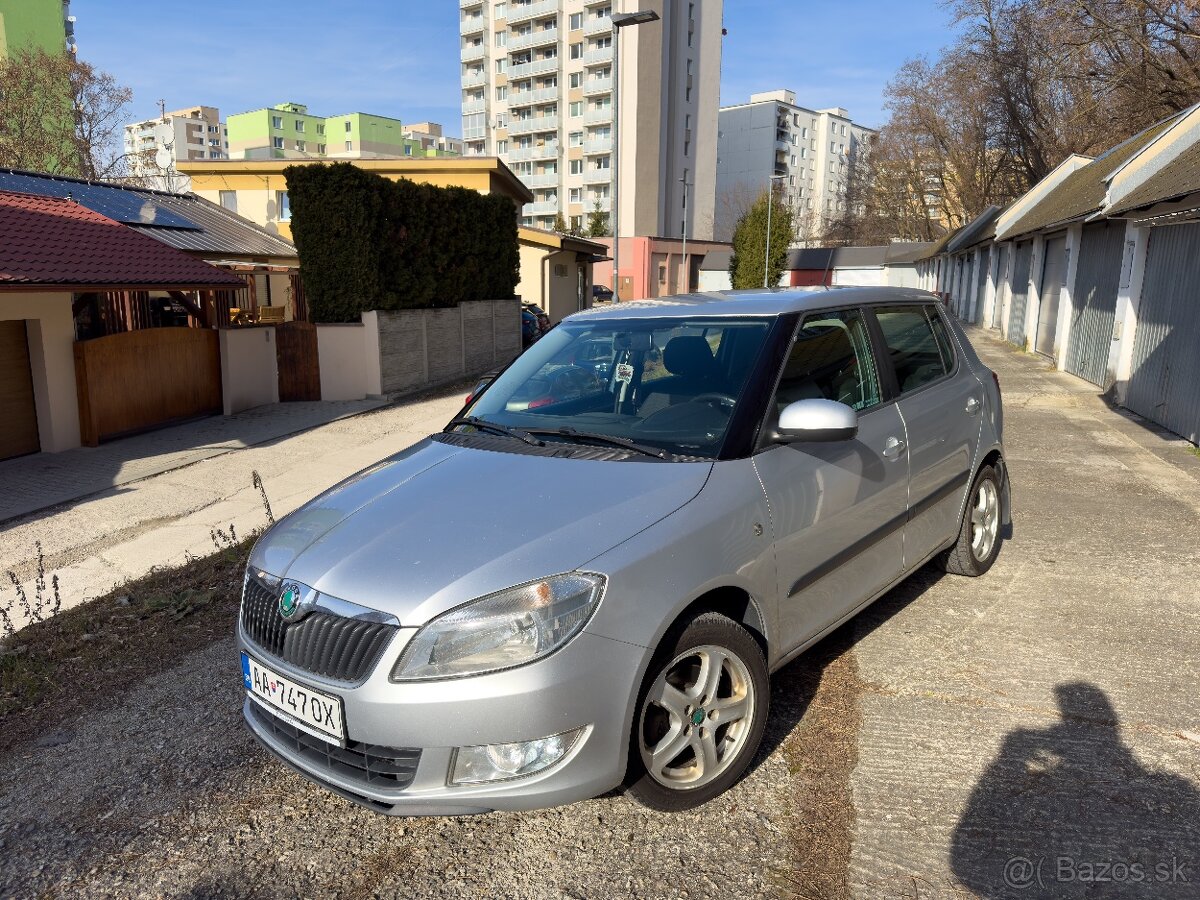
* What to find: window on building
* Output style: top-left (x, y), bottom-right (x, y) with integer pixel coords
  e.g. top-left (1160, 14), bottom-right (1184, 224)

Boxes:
top-left (494, 30), bottom-right (507, 46)
top-left (569, 130), bottom-right (583, 147)
top-left (569, 71), bottom-right (582, 88)
top-left (296, 140), bottom-right (306, 152)
top-left (569, 159), bottom-right (583, 174)
top-left (219, 190), bottom-right (237, 213)
top-left (497, 139), bottom-right (508, 153)
top-left (569, 12), bottom-right (582, 29)
top-left (272, 136), bottom-right (284, 149)
top-left (276, 191), bottom-right (291, 221)
top-left (272, 115), bottom-right (282, 129)
top-left (841, 124), bottom-right (847, 136)
top-left (496, 85), bottom-right (507, 100)
top-left (318, 144), bottom-right (326, 154)
top-left (345, 120), bottom-right (352, 132)
top-left (495, 58), bottom-right (507, 73)
top-left (494, 2), bottom-right (506, 17)
top-left (569, 187), bottom-right (582, 203)
top-left (317, 123), bottom-right (325, 135)
top-left (295, 120), bottom-right (304, 132)
top-left (345, 140), bottom-right (353, 151)
top-left (569, 101), bottom-right (583, 117)
top-left (570, 41), bottom-right (583, 59)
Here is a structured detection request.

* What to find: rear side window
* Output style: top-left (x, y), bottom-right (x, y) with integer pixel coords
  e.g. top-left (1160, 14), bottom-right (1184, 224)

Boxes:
top-left (874, 306), bottom-right (951, 394)
top-left (774, 308), bottom-right (882, 413)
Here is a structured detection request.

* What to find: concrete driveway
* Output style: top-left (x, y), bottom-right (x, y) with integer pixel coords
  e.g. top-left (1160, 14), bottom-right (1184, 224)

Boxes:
top-left (0, 328), bottom-right (1197, 898)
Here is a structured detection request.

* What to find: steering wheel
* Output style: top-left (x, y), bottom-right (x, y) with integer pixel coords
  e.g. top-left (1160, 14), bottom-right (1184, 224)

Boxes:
top-left (691, 392), bottom-right (737, 412)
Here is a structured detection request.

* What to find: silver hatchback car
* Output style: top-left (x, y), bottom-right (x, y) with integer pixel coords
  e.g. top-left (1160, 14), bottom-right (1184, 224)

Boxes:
top-left (238, 287), bottom-right (1008, 815)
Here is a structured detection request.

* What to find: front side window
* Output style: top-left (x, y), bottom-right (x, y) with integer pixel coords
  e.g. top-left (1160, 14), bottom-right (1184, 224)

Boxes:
top-left (774, 308), bottom-right (881, 415)
top-left (874, 305), bottom-right (951, 394)
top-left (463, 318), bottom-right (772, 458)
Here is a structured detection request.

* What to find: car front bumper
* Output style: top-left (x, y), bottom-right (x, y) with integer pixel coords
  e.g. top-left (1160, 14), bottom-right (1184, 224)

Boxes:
top-left (237, 623), bottom-right (649, 816)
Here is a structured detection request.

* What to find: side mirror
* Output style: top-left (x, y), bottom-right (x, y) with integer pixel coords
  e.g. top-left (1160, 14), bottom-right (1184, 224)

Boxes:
top-left (770, 398), bottom-right (859, 443)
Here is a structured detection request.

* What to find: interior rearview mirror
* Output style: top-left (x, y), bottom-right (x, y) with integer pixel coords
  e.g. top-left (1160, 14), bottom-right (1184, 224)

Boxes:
top-left (771, 398), bottom-right (859, 443)
top-left (613, 332), bottom-right (653, 352)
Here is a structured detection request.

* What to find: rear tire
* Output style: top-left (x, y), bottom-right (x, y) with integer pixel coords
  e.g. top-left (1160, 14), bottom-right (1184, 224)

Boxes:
top-left (938, 465), bottom-right (1003, 576)
top-left (625, 612), bottom-right (769, 811)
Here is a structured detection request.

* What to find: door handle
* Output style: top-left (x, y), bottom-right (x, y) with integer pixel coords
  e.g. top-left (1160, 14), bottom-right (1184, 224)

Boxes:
top-left (882, 436), bottom-right (907, 460)
top-left (966, 396), bottom-right (982, 415)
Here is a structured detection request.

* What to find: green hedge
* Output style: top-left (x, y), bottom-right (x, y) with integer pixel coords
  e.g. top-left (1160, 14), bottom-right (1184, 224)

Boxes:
top-left (284, 163), bottom-right (520, 323)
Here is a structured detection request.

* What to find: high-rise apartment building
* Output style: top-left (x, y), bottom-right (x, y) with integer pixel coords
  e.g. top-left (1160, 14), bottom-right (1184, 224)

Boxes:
top-left (460, 0), bottom-right (721, 240)
top-left (0, 0), bottom-right (75, 58)
top-left (715, 90), bottom-right (875, 242)
top-left (124, 106), bottom-right (228, 191)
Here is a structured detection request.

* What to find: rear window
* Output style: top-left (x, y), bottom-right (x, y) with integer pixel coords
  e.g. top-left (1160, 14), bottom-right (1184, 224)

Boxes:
top-left (874, 305), bottom-right (951, 394)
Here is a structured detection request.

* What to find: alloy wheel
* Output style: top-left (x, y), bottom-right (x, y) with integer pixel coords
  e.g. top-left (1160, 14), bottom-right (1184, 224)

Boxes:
top-left (970, 478), bottom-right (1000, 561)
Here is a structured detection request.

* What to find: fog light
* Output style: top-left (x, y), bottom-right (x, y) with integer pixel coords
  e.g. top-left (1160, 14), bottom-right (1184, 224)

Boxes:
top-left (450, 727), bottom-right (587, 785)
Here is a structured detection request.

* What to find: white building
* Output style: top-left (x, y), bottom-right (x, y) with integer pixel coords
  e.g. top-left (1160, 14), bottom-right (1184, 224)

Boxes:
top-left (715, 90), bottom-right (875, 242)
top-left (123, 106), bottom-right (229, 192)
top-left (459, 0), bottom-right (722, 240)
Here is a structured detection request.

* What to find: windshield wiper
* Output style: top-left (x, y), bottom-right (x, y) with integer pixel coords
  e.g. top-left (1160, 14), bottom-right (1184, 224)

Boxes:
top-left (524, 426), bottom-right (672, 460)
top-left (447, 416), bottom-right (544, 447)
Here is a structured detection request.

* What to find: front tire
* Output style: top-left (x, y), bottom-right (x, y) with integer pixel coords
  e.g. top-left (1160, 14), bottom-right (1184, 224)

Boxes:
top-left (938, 464), bottom-right (1003, 576)
top-left (625, 612), bottom-right (769, 811)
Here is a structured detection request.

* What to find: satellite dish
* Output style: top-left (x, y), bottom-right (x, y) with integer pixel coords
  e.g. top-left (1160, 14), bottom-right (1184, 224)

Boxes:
top-left (155, 147), bottom-right (172, 170)
top-left (153, 123), bottom-right (173, 145)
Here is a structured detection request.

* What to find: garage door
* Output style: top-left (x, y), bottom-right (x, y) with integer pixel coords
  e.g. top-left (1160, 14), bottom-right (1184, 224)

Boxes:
top-left (1064, 220), bottom-right (1126, 386)
top-left (0, 320), bottom-right (41, 461)
top-left (992, 244), bottom-right (1010, 329)
top-left (1035, 234), bottom-right (1067, 357)
top-left (1007, 241), bottom-right (1033, 345)
top-left (1126, 222), bottom-right (1200, 444)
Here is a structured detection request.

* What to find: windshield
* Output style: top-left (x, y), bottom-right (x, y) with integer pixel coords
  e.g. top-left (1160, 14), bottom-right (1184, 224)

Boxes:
top-left (459, 317), bottom-right (771, 459)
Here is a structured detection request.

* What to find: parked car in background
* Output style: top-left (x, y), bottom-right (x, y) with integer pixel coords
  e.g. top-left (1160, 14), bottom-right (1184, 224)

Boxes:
top-left (521, 308), bottom-right (541, 348)
top-left (237, 287), bottom-right (1008, 817)
top-left (592, 284), bottom-right (614, 304)
top-left (523, 303), bottom-right (551, 334)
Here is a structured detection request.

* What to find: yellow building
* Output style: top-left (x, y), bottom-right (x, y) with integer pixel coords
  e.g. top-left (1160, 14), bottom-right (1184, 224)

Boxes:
top-left (176, 157), bottom-right (533, 241)
top-left (516, 228), bottom-right (608, 324)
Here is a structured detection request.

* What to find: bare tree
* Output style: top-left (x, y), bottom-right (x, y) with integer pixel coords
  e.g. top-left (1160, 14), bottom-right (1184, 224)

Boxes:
top-left (0, 48), bottom-right (132, 179)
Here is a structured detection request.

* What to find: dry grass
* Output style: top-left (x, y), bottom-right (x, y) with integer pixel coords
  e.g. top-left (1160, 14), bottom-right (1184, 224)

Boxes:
top-left (0, 538), bottom-right (252, 752)
top-left (777, 627), bottom-right (864, 900)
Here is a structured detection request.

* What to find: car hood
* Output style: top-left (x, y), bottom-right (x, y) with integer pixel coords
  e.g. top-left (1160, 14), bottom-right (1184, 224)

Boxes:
top-left (251, 437), bottom-right (712, 625)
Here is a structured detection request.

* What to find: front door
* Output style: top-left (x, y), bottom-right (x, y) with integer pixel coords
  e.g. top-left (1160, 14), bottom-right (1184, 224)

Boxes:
top-left (752, 307), bottom-right (910, 654)
top-left (871, 304), bottom-right (983, 565)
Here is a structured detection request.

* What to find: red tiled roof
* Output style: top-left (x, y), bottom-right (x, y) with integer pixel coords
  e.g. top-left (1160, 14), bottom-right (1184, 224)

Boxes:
top-left (0, 190), bottom-right (246, 289)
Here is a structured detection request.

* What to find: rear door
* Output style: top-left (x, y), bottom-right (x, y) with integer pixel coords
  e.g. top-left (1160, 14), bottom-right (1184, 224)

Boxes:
top-left (752, 307), bottom-right (910, 654)
top-left (869, 304), bottom-right (982, 566)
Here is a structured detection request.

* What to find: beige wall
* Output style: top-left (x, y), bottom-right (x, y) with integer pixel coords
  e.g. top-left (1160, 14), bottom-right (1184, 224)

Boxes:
top-left (218, 326), bottom-right (279, 415)
top-left (316, 324), bottom-right (371, 401)
top-left (0, 292), bottom-right (81, 452)
top-left (516, 246), bottom-right (591, 325)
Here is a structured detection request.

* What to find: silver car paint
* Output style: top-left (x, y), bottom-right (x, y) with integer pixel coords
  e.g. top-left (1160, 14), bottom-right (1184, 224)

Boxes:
top-left (238, 287), bottom-right (1007, 815)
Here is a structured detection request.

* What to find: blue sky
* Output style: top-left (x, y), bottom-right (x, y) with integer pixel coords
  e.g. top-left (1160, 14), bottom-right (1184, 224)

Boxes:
top-left (76, 0), bottom-right (956, 133)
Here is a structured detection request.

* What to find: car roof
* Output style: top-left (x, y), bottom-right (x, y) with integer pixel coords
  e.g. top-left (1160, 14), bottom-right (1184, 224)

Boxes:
top-left (566, 286), bottom-right (939, 322)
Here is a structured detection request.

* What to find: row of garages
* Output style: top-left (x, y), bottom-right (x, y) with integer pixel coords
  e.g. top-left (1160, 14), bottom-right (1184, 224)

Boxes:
top-left (920, 105), bottom-right (1200, 445)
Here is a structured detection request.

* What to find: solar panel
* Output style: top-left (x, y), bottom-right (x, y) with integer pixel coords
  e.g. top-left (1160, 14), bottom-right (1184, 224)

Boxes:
top-left (0, 171), bottom-right (203, 231)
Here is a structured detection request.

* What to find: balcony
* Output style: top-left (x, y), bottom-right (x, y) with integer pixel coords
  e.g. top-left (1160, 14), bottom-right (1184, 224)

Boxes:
top-left (525, 199), bottom-right (562, 215)
top-left (461, 43), bottom-right (486, 63)
top-left (583, 137), bottom-right (612, 154)
top-left (509, 56), bottom-right (560, 79)
top-left (584, 106), bottom-right (612, 125)
top-left (507, 143), bottom-right (561, 161)
top-left (460, 13), bottom-right (485, 34)
top-left (508, 85), bottom-right (560, 107)
top-left (582, 76), bottom-right (612, 96)
top-left (460, 0), bottom-right (482, 7)
top-left (507, 0), bottom-right (559, 25)
top-left (508, 115), bottom-right (559, 135)
top-left (462, 68), bottom-right (487, 88)
top-left (521, 172), bottom-right (561, 189)
top-left (510, 26), bottom-right (558, 51)
top-left (583, 15), bottom-right (612, 36)
top-left (462, 98), bottom-right (487, 115)
top-left (585, 196), bottom-right (611, 212)
top-left (583, 168), bottom-right (612, 185)
top-left (583, 46), bottom-right (613, 65)
top-left (463, 124), bottom-right (488, 141)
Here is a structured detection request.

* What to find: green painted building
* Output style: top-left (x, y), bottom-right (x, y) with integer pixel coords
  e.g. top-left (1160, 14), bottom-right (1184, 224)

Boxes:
top-left (226, 102), bottom-right (458, 160)
top-left (0, 0), bottom-right (72, 59)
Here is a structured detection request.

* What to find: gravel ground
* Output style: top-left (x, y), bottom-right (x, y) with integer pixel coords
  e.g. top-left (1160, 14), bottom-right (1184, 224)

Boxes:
top-left (0, 632), bottom-right (846, 899)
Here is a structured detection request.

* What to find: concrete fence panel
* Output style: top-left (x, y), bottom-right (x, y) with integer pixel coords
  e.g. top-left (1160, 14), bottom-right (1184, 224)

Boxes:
top-left (219, 326), bottom-right (279, 416)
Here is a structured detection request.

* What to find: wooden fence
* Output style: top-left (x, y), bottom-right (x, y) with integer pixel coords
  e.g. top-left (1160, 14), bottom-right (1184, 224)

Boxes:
top-left (74, 327), bottom-right (222, 446)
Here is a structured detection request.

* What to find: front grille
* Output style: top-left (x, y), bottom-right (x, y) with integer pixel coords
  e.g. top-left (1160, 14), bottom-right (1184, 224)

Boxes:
top-left (248, 700), bottom-right (421, 790)
top-left (241, 577), bottom-right (397, 683)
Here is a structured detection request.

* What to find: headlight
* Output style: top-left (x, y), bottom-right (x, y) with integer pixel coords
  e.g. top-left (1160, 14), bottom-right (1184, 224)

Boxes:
top-left (390, 573), bottom-right (605, 681)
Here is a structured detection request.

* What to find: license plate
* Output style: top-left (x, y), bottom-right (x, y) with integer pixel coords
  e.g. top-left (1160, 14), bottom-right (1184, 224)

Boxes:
top-left (242, 652), bottom-right (345, 744)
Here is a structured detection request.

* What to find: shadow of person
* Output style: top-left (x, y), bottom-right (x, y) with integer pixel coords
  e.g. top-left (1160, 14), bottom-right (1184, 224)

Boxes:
top-left (950, 682), bottom-right (1200, 898)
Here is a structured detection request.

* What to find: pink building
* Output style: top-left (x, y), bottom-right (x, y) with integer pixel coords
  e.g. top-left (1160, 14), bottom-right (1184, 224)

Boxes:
top-left (591, 237), bottom-right (731, 301)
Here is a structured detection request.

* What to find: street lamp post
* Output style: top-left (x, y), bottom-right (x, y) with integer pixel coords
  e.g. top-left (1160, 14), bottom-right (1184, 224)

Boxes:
top-left (680, 174), bottom-right (690, 293)
top-left (610, 9), bottom-right (660, 301)
top-left (763, 173), bottom-right (786, 289)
